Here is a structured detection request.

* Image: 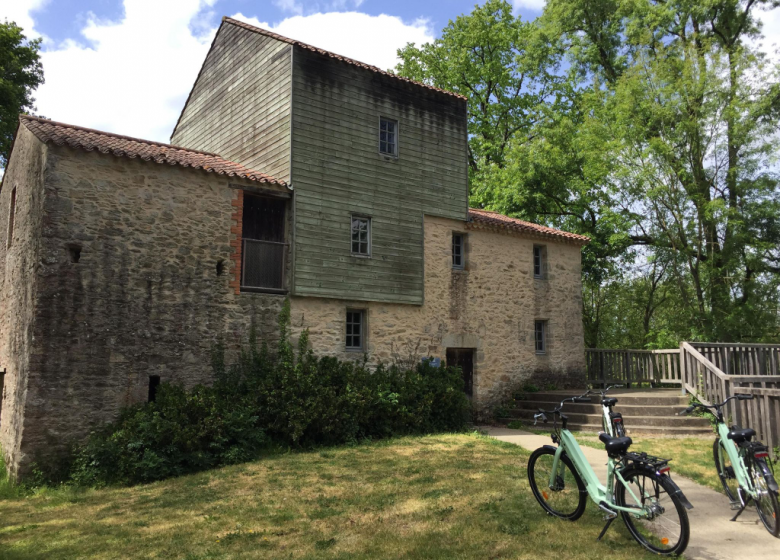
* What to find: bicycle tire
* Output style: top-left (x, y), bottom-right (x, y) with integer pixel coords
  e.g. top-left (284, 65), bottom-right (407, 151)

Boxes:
top-left (615, 466), bottom-right (690, 556)
top-left (752, 458), bottom-right (780, 537)
top-left (527, 447), bottom-right (587, 521)
top-left (713, 437), bottom-right (739, 502)
top-left (613, 420), bottom-right (626, 438)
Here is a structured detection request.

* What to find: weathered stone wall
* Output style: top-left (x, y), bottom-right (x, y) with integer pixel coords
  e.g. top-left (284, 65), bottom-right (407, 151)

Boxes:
top-left (289, 215), bottom-right (586, 413)
top-left (0, 126), bottom-right (48, 476)
top-left (5, 144), bottom-right (287, 478)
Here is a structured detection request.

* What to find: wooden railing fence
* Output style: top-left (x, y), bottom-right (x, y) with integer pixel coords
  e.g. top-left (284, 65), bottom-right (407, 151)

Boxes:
top-left (681, 342), bottom-right (780, 456)
top-left (688, 343), bottom-right (780, 377)
top-left (586, 349), bottom-right (681, 387)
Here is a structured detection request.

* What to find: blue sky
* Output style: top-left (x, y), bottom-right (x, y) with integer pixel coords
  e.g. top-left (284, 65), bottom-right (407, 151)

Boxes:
top-left (24, 1), bottom-right (544, 45)
top-left (1, 1), bottom-right (545, 143)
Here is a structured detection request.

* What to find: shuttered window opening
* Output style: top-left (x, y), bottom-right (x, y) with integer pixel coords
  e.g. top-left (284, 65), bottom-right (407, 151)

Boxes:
top-left (241, 195), bottom-right (287, 291)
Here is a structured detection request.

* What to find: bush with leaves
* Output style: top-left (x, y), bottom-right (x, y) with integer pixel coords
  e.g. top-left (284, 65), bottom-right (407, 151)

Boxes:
top-left (70, 301), bottom-right (470, 486)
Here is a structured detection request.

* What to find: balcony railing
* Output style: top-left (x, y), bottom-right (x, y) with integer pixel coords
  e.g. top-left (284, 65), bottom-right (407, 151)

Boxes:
top-left (241, 238), bottom-right (287, 292)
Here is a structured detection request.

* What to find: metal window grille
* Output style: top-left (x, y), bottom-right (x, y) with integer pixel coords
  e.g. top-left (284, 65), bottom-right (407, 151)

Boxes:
top-left (452, 233), bottom-right (464, 269)
top-left (379, 118), bottom-right (397, 156)
top-left (346, 310), bottom-right (365, 350)
top-left (351, 216), bottom-right (370, 255)
top-left (241, 239), bottom-right (287, 290)
top-left (533, 246), bottom-right (543, 278)
top-left (535, 321), bottom-right (547, 354)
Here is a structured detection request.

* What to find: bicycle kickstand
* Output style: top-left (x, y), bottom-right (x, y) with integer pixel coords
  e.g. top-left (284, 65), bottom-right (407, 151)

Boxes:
top-left (729, 498), bottom-right (752, 523)
top-left (596, 503), bottom-right (618, 541)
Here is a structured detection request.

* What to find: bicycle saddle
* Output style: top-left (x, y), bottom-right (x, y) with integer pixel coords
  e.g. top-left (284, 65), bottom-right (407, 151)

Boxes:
top-left (599, 432), bottom-right (632, 455)
top-left (727, 427), bottom-right (755, 443)
top-left (601, 397), bottom-right (618, 406)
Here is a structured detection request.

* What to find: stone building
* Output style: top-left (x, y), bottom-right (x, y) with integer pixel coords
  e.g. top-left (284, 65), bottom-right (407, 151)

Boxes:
top-left (0, 17), bottom-right (588, 478)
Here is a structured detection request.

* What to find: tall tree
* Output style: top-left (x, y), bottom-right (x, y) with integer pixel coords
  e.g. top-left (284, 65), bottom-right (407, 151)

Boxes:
top-left (0, 20), bottom-right (44, 168)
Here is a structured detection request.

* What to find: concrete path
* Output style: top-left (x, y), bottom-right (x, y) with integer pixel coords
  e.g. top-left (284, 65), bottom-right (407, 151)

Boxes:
top-left (483, 426), bottom-right (780, 560)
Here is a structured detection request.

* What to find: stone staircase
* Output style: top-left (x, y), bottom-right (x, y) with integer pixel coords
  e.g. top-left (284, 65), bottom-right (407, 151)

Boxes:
top-left (498, 389), bottom-right (713, 436)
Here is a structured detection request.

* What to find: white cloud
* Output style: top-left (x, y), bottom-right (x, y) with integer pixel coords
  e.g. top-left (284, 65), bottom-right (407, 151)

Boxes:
top-left (274, 0), bottom-right (303, 16)
top-left (756, 6), bottom-right (780, 63)
top-left (1, 0), bottom-right (49, 39)
top-left (513, 0), bottom-right (546, 11)
top-left (231, 11), bottom-right (433, 72)
top-left (0, 0), bottom-right (434, 145)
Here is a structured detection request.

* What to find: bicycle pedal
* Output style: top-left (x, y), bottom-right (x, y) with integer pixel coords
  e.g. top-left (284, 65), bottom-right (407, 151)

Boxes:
top-left (729, 502), bottom-right (742, 511)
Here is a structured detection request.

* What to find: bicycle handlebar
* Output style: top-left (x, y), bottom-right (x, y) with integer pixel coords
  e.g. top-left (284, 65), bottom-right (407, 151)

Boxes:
top-left (678, 394), bottom-right (753, 415)
top-left (533, 391), bottom-right (591, 425)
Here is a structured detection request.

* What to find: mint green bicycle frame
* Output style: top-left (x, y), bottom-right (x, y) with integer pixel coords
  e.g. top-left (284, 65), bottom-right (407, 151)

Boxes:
top-left (549, 427), bottom-right (652, 517)
top-left (716, 421), bottom-right (758, 499)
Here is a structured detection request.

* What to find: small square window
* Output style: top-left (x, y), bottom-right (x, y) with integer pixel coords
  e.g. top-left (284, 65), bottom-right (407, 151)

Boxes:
top-left (351, 215), bottom-right (371, 256)
top-left (533, 245), bottom-right (545, 278)
top-left (535, 320), bottom-right (547, 354)
top-left (346, 310), bottom-right (366, 351)
top-left (379, 118), bottom-right (398, 156)
top-left (452, 232), bottom-right (464, 269)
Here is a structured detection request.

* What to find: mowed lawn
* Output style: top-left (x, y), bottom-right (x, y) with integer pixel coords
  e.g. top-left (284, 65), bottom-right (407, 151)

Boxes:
top-left (1, 434), bottom-right (668, 560)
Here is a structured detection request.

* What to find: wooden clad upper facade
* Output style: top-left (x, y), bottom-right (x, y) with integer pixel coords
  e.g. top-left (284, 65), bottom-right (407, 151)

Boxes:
top-left (172, 18), bottom-right (469, 305)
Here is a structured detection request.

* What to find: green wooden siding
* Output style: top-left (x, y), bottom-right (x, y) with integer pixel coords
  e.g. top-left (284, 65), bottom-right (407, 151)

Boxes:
top-left (290, 48), bottom-right (468, 304)
top-left (171, 23), bottom-right (292, 182)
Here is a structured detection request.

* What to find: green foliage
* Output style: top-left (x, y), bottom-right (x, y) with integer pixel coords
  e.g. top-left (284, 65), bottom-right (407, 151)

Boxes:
top-left (397, 0), bottom-right (780, 345)
top-left (69, 301), bottom-right (471, 486)
top-left (0, 20), bottom-right (44, 167)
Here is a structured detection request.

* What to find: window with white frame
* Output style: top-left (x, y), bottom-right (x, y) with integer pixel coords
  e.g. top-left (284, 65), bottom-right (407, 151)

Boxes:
top-left (452, 232), bottom-right (465, 269)
top-left (533, 245), bottom-right (545, 278)
top-left (379, 117), bottom-right (398, 156)
top-left (346, 310), bottom-right (366, 351)
top-left (351, 215), bottom-right (371, 256)
top-left (534, 320), bottom-right (547, 354)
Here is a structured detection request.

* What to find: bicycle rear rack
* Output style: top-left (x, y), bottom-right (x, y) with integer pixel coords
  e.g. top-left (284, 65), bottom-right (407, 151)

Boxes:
top-left (621, 451), bottom-right (671, 471)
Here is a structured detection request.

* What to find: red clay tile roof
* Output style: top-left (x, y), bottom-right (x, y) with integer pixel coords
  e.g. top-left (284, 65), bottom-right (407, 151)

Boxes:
top-left (223, 17), bottom-right (466, 101)
top-left (20, 115), bottom-right (286, 186)
top-left (468, 208), bottom-right (590, 245)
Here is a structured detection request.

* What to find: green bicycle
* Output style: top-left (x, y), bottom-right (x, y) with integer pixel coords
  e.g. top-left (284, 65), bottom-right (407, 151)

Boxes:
top-left (529, 392), bottom-right (692, 556)
top-left (682, 394), bottom-right (779, 537)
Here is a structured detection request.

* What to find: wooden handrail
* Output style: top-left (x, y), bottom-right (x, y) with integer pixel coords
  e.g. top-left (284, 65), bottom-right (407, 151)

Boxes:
top-left (681, 342), bottom-right (728, 379)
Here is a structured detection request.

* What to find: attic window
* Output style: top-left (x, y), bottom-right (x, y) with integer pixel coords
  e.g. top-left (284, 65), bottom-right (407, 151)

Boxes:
top-left (379, 118), bottom-right (398, 157)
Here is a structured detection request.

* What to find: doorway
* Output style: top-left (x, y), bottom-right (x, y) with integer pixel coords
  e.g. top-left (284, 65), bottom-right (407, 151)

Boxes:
top-left (446, 348), bottom-right (474, 397)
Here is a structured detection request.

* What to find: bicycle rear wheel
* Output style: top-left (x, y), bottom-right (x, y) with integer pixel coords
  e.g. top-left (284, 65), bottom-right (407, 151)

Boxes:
top-left (615, 466), bottom-right (689, 556)
top-left (613, 419), bottom-right (626, 438)
top-left (752, 459), bottom-right (780, 537)
top-left (713, 437), bottom-right (739, 502)
top-left (527, 447), bottom-right (586, 520)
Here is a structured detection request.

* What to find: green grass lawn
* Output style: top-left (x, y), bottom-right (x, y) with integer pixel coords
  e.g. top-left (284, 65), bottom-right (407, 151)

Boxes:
top-left (0, 433), bottom-right (670, 560)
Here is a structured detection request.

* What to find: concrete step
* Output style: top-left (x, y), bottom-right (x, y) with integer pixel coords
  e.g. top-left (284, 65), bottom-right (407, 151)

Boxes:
top-left (514, 400), bottom-right (691, 417)
top-left (497, 418), bottom-right (714, 436)
top-left (508, 408), bottom-right (711, 428)
top-left (517, 390), bottom-right (688, 407)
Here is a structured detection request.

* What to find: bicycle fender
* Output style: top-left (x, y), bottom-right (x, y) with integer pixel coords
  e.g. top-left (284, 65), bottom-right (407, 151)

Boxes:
top-left (664, 476), bottom-right (694, 510)
top-left (757, 460), bottom-right (779, 492)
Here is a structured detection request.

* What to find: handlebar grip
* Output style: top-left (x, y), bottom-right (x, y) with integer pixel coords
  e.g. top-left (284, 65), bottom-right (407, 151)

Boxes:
top-left (680, 406), bottom-right (694, 415)
top-left (573, 397), bottom-right (592, 403)
top-left (736, 394), bottom-right (754, 401)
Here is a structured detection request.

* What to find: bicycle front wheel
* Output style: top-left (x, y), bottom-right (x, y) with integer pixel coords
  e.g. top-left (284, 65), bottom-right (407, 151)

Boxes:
top-left (752, 458), bottom-right (780, 537)
top-left (527, 446), bottom-right (586, 520)
top-left (615, 466), bottom-right (690, 556)
top-left (713, 437), bottom-right (739, 502)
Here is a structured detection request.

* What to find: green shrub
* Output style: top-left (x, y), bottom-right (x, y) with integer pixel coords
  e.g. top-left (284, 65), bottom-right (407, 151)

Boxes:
top-left (70, 301), bottom-right (471, 486)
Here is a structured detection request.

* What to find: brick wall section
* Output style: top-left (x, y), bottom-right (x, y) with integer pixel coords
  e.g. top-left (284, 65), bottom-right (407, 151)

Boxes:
top-left (229, 189), bottom-right (243, 294)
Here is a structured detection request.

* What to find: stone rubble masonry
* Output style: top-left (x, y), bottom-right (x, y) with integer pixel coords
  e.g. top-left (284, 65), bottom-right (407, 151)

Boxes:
top-left (289, 215), bottom-right (586, 414)
top-left (0, 132), bottom-right (586, 479)
top-left (0, 138), bottom-right (286, 479)
top-left (229, 190), bottom-right (244, 295)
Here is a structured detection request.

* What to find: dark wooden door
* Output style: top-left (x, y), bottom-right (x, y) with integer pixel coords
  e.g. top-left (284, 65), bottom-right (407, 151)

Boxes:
top-left (446, 348), bottom-right (474, 397)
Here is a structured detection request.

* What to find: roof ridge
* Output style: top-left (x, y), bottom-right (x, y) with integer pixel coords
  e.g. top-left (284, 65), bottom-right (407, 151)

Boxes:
top-left (221, 16), bottom-right (467, 101)
top-left (20, 114), bottom-right (220, 157)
